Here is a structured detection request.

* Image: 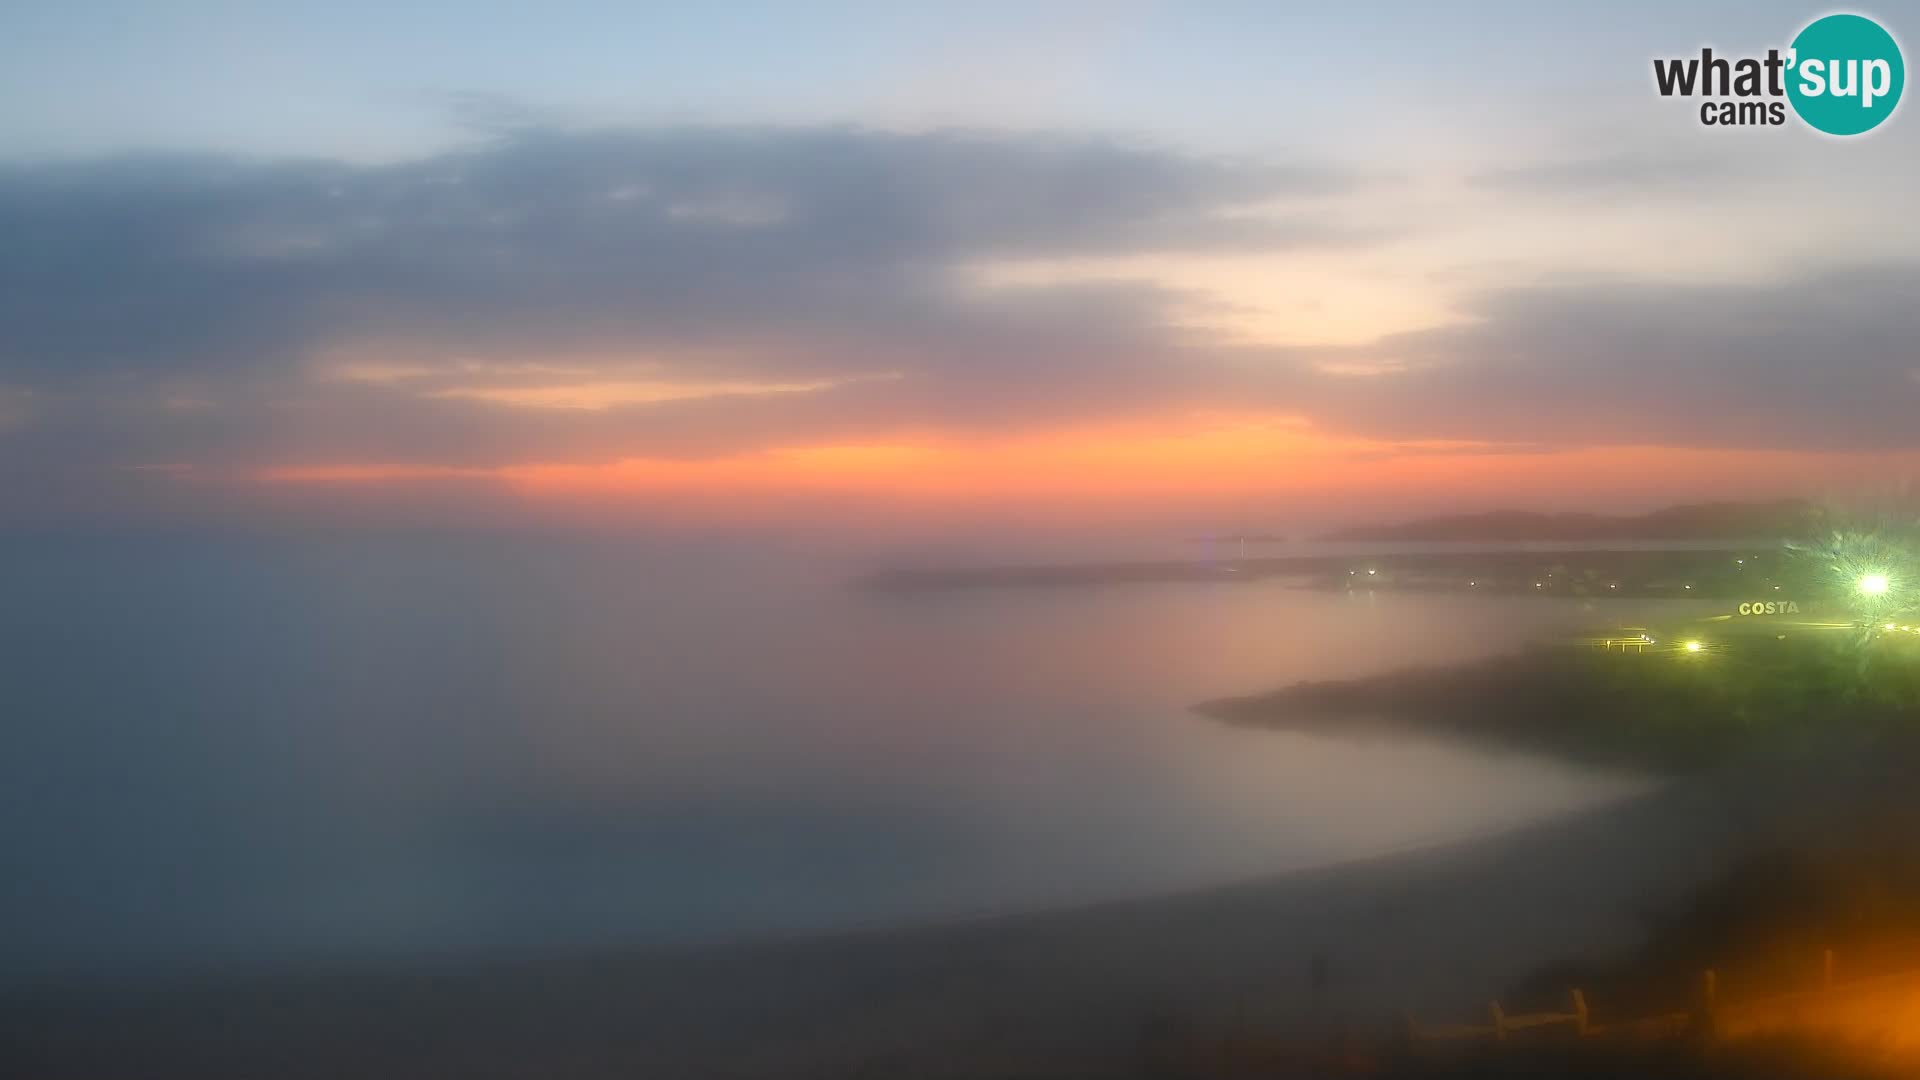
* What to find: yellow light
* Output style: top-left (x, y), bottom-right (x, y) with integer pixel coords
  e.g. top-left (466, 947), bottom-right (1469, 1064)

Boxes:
top-left (1859, 572), bottom-right (1891, 596)
top-left (1685, 640), bottom-right (1703, 652)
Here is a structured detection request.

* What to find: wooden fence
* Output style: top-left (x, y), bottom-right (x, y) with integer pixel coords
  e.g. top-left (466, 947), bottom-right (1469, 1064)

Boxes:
top-left (1406, 942), bottom-right (1920, 1053)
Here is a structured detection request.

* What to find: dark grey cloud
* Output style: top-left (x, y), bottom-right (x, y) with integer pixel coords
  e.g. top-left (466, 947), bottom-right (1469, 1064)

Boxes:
top-left (0, 127), bottom-right (1363, 384)
top-left (1291, 265), bottom-right (1920, 451)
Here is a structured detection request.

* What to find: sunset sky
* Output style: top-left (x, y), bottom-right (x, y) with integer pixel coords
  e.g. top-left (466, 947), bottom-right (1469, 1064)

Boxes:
top-left (5, 1), bottom-right (1918, 533)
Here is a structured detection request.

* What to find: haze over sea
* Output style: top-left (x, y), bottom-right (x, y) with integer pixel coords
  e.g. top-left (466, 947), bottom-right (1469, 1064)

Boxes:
top-left (1, 531), bottom-right (1658, 989)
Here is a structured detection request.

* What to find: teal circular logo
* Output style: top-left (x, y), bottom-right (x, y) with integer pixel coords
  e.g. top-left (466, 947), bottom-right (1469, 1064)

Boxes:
top-left (1787, 14), bottom-right (1904, 135)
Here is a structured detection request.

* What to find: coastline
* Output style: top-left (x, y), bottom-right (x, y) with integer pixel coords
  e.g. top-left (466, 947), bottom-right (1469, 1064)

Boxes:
top-left (21, 740), bottom-right (1917, 1079)
top-left (1194, 632), bottom-right (1900, 775)
top-left (859, 544), bottom-right (1763, 596)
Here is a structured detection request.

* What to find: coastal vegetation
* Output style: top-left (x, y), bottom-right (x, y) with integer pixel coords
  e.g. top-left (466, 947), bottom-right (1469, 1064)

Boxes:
top-left (1199, 633), bottom-right (1920, 773)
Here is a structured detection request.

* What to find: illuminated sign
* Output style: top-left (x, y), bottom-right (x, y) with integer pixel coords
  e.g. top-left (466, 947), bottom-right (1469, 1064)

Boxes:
top-left (1736, 600), bottom-right (1801, 615)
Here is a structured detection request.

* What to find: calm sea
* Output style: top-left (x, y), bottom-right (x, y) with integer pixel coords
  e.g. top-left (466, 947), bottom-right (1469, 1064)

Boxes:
top-left (0, 532), bottom-right (1657, 987)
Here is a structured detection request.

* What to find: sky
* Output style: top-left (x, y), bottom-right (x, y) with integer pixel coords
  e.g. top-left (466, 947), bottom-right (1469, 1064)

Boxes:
top-left (4, 1), bottom-right (1919, 534)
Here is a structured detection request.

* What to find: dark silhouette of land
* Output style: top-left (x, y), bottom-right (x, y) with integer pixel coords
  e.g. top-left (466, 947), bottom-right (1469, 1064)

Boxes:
top-left (1323, 499), bottom-right (1823, 543)
top-left (863, 546), bottom-right (1794, 596)
top-left (1198, 632), bottom-right (1920, 774)
top-left (863, 499), bottom-right (1830, 593)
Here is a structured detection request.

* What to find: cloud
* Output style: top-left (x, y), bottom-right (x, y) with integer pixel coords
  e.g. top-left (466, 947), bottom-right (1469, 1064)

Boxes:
top-left (0, 127), bottom-right (1364, 385)
top-left (1286, 265), bottom-right (1920, 451)
top-left (0, 127), bottom-right (1378, 487)
top-left (1469, 150), bottom-right (1749, 196)
top-left (0, 387), bottom-right (32, 431)
top-left (426, 372), bottom-right (898, 411)
top-left (0, 122), bottom-right (1916, 524)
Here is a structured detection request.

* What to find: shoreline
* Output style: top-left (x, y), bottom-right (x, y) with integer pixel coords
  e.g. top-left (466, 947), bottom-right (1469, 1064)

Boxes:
top-left (23, 743), bottom-right (1905, 1079)
top-left (1194, 631), bottom-right (1902, 775)
top-left (859, 543), bottom-right (1774, 597)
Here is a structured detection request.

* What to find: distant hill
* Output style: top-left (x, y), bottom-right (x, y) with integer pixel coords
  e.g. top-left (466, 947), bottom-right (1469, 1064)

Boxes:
top-left (1324, 499), bottom-right (1824, 542)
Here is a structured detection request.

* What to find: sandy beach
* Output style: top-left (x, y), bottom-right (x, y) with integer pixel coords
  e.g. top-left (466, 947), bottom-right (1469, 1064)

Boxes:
top-left (11, 733), bottom-right (1914, 1079)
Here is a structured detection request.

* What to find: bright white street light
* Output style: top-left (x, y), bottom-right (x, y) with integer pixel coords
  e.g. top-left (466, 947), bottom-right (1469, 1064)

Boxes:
top-left (1860, 572), bottom-right (1891, 596)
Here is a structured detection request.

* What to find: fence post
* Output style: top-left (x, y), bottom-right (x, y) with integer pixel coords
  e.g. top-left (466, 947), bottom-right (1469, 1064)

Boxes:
top-left (1489, 1000), bottom-right (1507, 1042)
top-left (1569, 988), bottom-right (1589, 1036)
top-left (1696, 969), bottom-right (1718, 1041)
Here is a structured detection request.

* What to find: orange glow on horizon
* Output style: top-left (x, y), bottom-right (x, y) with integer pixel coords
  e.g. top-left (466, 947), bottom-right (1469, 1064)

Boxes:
top-left (249, 418), bottom-right (1920, 513)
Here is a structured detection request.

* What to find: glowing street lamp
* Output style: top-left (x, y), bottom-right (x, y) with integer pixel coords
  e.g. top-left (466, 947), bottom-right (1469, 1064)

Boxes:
top-left (1859, 572), bottom-right (1891, 597)
top-left (1684, 640), bottom-right (1704, 653)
